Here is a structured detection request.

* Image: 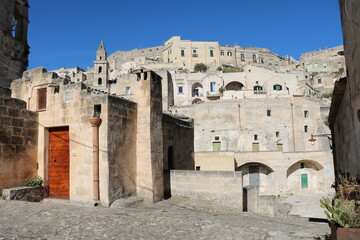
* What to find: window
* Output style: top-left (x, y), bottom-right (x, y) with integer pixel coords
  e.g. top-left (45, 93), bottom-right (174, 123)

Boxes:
top-left (210, 82), bottom-right (216, 93)
top-left (253, 85), bottom-right (263, 94)
top-left (304, 110), bottom-right (308, 118)
top-left (192, 49), bottom-right (198, 57)
top-left (304, 125), bottom-right (308, 132)
top-left (98, 66), bottom-right (102, 73)
top-left (252, 143), bottom-right (259, 152)
top-left (213, 142), bottom-right (221, 151)
top-left (277, 144), bottom-right (283, 151)
top-left (178, 86), bottom-right (183, 94)
top-left (196, 166), bottom-right (201, 171)
top-left (241, 54), bottom-right (245, 61)
top-left (181, 49), bottom-right (185, 57)
top-left (276, 131), bottom-right (279, 137)
top-left (227, 51), bottom-right (232, 56)
top-left (220, 51), bottom-right (224, 56)
top-left (275, 64), bottom-right (279, 67)
top-left (254, 134), bottom-right (258, 141)
top-left (126, 87), bottom-right (131, 95)
top-left (267, 110), bottom-right (271, 116)
top-left (98, 78), bottom-right (102, 85)
top-left (253, 54), bottom-right (257, 62)
top-left (318, 79), bottom-right (322, 84)
top-left (77, 78), bottom-right (80, 82)
top-left (301, 163), bottom-right (305, 169)
top-left (261, 58), bottom-right (264, 64)
top-left (269, 63), bottom-right (272, 66)
top-left (273, 84), bottom-right (282, 91)
top-left (214, 136), bottom-right (220, 141)
top-left (37, 88), bottom-right (47, 111)
top-left (210, 49), bottom-right (214, 57)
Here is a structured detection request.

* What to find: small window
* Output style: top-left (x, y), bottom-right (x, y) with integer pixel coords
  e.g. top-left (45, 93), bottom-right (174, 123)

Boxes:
top-left (126, 87), bottom-right (131, 95)
top-left (98, 78), bottom-right (102, 85)
top-left (276, 131), bottom-right (279, 138)
top-left (254, 134), bottom-right (258, 141)
top-left (98, 66), bottom-right (102, 73)
top-left (181, 49), bottom-right (185, 57)
top-left (196, 166), bottom-right (201, 171)
top-left (77, 78), bottom-right (80, 82)
top-left (252, 54), bottom-right (257, 62)
top-left (210, 82), bottom-right (216, 93)
top-left (304, 125), bottom-right (308, 132)
top-left (178, 86), bottom-right (183, 94)
top-left (214, 136), bottom-right (220, 141)
top-left (220, 51), bottom-right (224, 56)
top-left (267, 110), bottom-right (271, 116)
top-left (227, 51), bottom-right (232, 56)
top-left (240, 54), bottom-right (245, 61)
top-left (273, 84), bottom-right (282, 91)
top-left (37, 88), bottom-right (47, 111)
top-left (253, 85), bottom-right (263, 94)
top-left (192, 49), bottom-right (197, 57)
top-left (210, 49), bottom-right (214, 57)
top-left (269, 63), bottom-right (272, 66)
top-left (304, 110), bottom-right (308, 118)
top-left (301, 163), bottom-right (305, 169)
top-left (318, 79), bottom-right (322, 84)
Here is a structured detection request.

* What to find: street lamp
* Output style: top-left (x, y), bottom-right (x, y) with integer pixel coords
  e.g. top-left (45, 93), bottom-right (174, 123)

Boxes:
top-left (308, 134), bottom-right (332, 145)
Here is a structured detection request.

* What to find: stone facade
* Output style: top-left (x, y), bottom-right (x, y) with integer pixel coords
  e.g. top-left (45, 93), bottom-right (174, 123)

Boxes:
top-left (0, 0), bottom-right (29, 88)
top-left (329, 0), bottom-right (360, 178)
top-left (0, 87), bottom-right (38, 191)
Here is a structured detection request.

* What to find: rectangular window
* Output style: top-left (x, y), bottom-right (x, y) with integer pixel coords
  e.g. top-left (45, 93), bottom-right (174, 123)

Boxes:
top-left (214, 136), bottom-right (220, 141)
top-left (37, 88), bottom-right (47, 111)
top-left (178, 86), bottom-right (183, 94)
top-left (301, 163), bottom-right (305, 169)
top-left (196, 166), bottom-right (201, 171)
top-left (252, 143), bottom-right (259, 152)
top-left (192, 49), bottom-right (197, 57)
top-left (254, 134), bottom-right (258, 141)
top-left (181, 49), bottom-right (185, 57)
top-left (210, 49), bottom-right (214, 57)
top-left (126, 87), bottom-right (131, 95)
top-left (276, 131), bottom-right (279, 138)
top-left (304, 110), bottom-right (308, 118)
top-left (210, 82), bottom-right (216, 93)
top-left (241, 54), bottom-right (245, 61)
top-left (304, 125), bottom-right (308, 132)
top-left (253, 54), bottom-right (257, 62)
top-left (318, 79), bottom-right (322, 84)
top-left (267, 110), bottom-right (271, 116)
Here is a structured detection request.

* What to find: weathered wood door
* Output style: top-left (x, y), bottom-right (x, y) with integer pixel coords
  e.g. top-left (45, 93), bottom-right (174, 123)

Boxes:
top-left (49, 127), bottom-right (70, 198)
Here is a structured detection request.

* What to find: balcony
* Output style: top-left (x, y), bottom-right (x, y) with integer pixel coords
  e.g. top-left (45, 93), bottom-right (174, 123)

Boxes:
top-left (192, 54), bottom-right (198, 58)
top-left (206, 91), bottom-right (221, 100)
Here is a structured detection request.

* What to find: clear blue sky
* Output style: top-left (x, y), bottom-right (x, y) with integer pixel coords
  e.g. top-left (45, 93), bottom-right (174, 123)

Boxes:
top-left (28, 0), bottom-right (343, 71)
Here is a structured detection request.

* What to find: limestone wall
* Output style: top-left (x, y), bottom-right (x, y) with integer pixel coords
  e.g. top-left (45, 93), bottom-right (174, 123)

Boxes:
top-left (162, 114), bottom-right (194, 170)
top-left (170, 170), bottom-right (243, 209)
top-left (107, 96), bottom-right (137, 204)
top-left (0, 87), bottom-right (38, 191)
top-left (0, 0), bottom-right (29, 87)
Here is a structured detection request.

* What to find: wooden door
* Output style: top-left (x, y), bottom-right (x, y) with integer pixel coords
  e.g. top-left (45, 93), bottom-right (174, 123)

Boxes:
top-left (49, 127), bottom-right (70, 198)
top-left (301, 174), bottom-right (308, 189)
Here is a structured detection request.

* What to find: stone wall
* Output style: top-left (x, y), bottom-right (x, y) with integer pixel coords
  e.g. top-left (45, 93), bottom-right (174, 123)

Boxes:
top-left (162, 114), bottom-right (194, 170)
top-left (107, 96), bottom-right (137, 204)
top-left (170, 170), bottom-right (243, 210)
top-left (0, 87), bottom-right (38, 191)
top-left (331, 0), bottom-right (360, 178)
top-left (0, 0), bottom-right (29, 87)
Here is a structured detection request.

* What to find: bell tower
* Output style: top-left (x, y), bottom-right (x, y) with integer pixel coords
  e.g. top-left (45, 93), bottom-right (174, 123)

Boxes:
top-left (93, 41), bottom-right (108, 89)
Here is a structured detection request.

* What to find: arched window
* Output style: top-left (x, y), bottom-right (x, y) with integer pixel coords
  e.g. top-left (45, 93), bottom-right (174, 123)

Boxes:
top-left (253, 85), bottom-right (263, 94)
top-left (98, 66), bottom-right (102, 73)
top-left (252, 54), bottom-right (257, 62)
top-left (98, 78), bottom-right (102, 85)
top-left (273, 84), bottom-right (282, 91)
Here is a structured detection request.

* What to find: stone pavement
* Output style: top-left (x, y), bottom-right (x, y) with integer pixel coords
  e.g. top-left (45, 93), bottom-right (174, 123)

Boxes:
top-left (0, 197), bottom-right (330, 240)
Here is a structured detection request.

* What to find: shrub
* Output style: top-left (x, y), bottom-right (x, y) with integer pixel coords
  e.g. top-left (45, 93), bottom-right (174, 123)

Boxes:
top-left (24, 176), bottom-right (43, 187)
top-left (194, 63), bottom-right (208, 72)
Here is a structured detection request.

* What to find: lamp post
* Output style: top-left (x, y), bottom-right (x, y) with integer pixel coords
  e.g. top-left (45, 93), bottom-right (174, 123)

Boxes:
top-left (308, 134), bottom-right (332, 145)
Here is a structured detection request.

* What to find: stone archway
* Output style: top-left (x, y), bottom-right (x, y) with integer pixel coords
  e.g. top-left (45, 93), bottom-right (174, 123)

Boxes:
top-left (225, 81), bottom-right (244, 91)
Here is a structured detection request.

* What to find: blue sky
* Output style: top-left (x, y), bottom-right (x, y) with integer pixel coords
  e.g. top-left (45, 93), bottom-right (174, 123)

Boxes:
top-left (28, 0), bottom-right (343, 71)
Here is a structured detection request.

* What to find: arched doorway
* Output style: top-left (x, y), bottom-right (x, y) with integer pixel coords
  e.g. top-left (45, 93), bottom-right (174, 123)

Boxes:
top-left (225, 81), bottom-right (244, 91)
top-left (192, 82), bottom-right (203, 97)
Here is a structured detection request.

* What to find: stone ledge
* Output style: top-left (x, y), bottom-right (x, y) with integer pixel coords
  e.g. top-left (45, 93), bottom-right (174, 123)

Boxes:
top-left (2, 186), bottom-right (45, 202)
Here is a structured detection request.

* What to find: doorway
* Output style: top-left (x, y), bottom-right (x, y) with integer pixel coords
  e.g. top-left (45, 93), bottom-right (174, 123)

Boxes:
top-left (48, 127), bottom-right (70, 198)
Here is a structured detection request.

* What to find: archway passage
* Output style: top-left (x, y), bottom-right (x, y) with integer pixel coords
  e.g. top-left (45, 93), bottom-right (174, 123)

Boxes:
top-left (192, 98), bottom-right (202, 104)
top-left (192, 82), bottom-right (203, 97)
top-left (236, 162), bottom-right (274, 189)
top-left (225, 81), bottom-right (244, 91)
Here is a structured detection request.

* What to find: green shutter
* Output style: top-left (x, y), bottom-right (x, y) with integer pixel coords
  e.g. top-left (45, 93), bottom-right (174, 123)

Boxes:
top-left (213, 142), bottom-right (221, 151)
top-left (301, 174), bottom-right (308, 189)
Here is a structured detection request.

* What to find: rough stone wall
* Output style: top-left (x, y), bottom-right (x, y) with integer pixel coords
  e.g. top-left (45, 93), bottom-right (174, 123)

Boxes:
top-left (170, 170), bottom-right (243, 210)
top-left (0, 0), bottom-right (29, 88)
top-left (0, 87), bottom-right (37, 191)
top-left (333, 0), bottom-right (360, 178)
top-left (107, 96), bottom-right (137, 204)
top-left (162, 114), bottom-right (194, 170)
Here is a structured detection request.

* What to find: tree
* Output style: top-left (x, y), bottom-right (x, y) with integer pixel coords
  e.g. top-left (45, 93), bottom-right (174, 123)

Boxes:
top-left (194, 63), bottom-right (208, 72)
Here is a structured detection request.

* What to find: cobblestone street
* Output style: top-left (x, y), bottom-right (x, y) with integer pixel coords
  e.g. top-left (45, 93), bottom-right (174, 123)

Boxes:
top-left (0, 198), bottom-right (329, 240)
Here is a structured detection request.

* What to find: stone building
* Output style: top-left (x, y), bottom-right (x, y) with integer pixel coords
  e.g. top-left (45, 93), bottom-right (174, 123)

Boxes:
top-left (10, 66), bottom-right (194, 205)
top-left (0, 0), bottom-right (29, 88)
top-left (173, 97), bottom-right (334, 195)
top-left (329, 0), bottom-right (360, 179)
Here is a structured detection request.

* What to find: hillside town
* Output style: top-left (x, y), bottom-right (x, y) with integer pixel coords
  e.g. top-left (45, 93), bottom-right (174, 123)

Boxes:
top-left (0, 0), bottom-right (359, 239)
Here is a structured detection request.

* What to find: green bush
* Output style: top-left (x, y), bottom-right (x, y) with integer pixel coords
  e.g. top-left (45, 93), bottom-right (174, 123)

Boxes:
top-left (322, 91), bottom-right (333, 99)
top-left (24, 176), bottom-right (43, 187)
top-left (194, 63), bottom-right (208, 72)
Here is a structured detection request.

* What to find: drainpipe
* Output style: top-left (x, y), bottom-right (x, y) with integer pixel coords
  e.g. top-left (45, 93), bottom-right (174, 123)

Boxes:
top-left (238, 104), bottom-right (241, 129)
top-left (88, 117), bottom-right (102, 203)
top-left (290, 103), bottom-right (296, 152)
